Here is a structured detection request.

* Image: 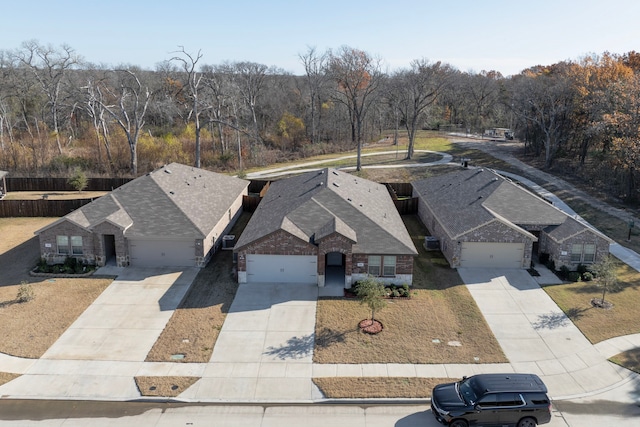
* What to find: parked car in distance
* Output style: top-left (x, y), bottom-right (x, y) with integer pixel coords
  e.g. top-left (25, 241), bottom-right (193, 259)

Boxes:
top-left (431, 373), bottom-right (551, 427)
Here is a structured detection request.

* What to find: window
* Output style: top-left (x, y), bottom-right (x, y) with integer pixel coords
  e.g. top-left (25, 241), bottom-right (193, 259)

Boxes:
top-left (368, 256), bottom-right (397, 276)
top-left (570, 244), bottom-right (582, 262)
top-left (368, 256), bottom-right (381, 276)
top-left (71, 236), bottom-right (83, 255)
top-left (583, 244), bottom-right (596, 263)
top-left (571, 243), bottom-right (596, 263)
top-left (57, 235), bottom-right (69, 255)
top-left (383, 256), bottom-right (396, 276)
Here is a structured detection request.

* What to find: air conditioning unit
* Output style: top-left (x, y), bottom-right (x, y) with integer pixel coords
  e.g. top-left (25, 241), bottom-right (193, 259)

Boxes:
top-left (222, 235), bottom-right (235, 250)
top-left (424, 236), bottom-right (439, 250)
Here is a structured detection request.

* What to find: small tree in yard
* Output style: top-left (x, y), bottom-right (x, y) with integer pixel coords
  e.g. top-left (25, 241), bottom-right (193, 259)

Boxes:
top-left (17, 281), bottom-right (35, 303)
top-left (591, 255), bottom-right (619, 307)
top-left (355, 276), bottom-right (387, 324)
top-left (68, 168), bottom-right (88, 192)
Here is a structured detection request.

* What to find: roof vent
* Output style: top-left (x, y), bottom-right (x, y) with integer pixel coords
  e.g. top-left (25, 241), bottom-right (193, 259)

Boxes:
top-left (164, 169), bottom-right (172, 174)
top-left (169, 191), bottom-right (175, 195)
top-left (333, 182), bottom-right (340, 188)
top-left (320, 170), bottom-right (325, 174)
top-left (332, 170), bottom-right (339, 175)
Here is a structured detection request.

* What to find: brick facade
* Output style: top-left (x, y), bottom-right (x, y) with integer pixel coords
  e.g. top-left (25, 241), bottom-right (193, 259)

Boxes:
top-left (415, 193), bottom-right (533, 268)
top-left (540, 229), bottom-right (610, 270)
top-left (236, 230), bottom-right (318, 273)
top-left (236, 229), bottom-right (415, 286)
top-left (38, 220), bottom-right (96, 266)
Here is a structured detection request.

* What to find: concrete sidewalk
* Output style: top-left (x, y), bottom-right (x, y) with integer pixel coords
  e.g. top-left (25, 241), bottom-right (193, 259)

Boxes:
top-left (2, 269), bottom-right (638, 402)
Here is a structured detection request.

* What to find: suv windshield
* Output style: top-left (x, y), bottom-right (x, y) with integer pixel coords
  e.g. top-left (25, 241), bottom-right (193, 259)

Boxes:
top-left (457, 377), bottom-right (480, 405)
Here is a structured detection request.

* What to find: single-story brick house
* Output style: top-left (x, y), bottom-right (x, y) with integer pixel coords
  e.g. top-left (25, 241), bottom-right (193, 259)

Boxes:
top-left (412, 168), bottom-right (611, 270)
top-left (233, 168), bottom-right (418, 286)
top-left (36, 163), bottom-right (249, 268)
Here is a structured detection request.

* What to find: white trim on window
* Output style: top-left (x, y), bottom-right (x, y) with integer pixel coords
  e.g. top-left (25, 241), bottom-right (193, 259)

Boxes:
top-left (383, 256), bottom-right (396, 276)
top-left (57, 235), bottom-right (69, 255)
top-left (71, 236), bottom-right (83, 255)
top-left (368, 255), bottom-right (381, 276)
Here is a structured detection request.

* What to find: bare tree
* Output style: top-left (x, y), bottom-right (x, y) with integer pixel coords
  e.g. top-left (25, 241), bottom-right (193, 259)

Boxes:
top-left (93, 68), bottom-right (154, 175)
top-left (82, 67), bottom-right (115, 171)
top-left (232, 61), bottom-right (268, 146)
top-left (392, 59), bottom-right (450, 159)
top-left (170, 47), bottom-right (206, 167)
top-left (299, 46), bottom-right (328, 144)
top-left (12, 40), bottom-right (81, 153)
top-left (512, 65), bottom-right (575, 169)
top-left (327, 46), bottom-right (383, 171)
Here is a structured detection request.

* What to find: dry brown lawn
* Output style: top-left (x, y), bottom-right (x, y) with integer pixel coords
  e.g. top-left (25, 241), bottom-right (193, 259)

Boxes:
top-left (313, 215), bottom-right (507, 365)
top-left (0, 372), bottom-right (20, 387)
top-left (610, 349), bottom-right (640, 374)
top-left (313, 377), bottom-right (457, 399)
top-left (0, 277), bottom-right (112, 358)
top-left (144, 212), bottom-right (249, 363)
top-left (134, 376), bottom-right (200, 397)
top-left (0, 217), bottom-right (112, 359)
top-left (542, 262), bottom-right (640, 344)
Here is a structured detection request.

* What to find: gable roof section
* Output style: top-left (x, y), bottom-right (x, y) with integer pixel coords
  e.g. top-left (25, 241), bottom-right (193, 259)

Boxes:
top-left (412, 168), bottom-right (571, 239)
top-left (544, 216), bottom-right (613, 243)
top-left (234, 168), bottom-right (417, 255)
top-left (36, 163), bottom-right (249, 239)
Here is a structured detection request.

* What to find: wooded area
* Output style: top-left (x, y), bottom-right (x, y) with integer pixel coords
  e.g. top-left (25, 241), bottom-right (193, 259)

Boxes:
top-left (1, 42), bottom-right (640, 203)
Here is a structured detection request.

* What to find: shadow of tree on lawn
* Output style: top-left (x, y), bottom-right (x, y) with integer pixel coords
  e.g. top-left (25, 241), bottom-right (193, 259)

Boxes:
top-left (314, 327), bottom-right (350, 349)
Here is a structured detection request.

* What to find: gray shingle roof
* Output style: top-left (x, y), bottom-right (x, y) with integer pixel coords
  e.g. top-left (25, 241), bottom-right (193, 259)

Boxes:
top-left (37, 163), bottom-right (249, 239)
top-left (234, 168), bottom-right (417, 255)
top-left (412, 168), bottom-right (571, 238)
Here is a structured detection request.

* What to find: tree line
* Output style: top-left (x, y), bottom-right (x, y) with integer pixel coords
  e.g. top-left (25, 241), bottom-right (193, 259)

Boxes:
top-left (1, 41), bottom-right (639, 203)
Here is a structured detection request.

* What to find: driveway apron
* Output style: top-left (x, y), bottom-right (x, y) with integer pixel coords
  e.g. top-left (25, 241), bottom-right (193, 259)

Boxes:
top-left (458, 268), bottom-right (629, 398)
top-left (181, 283), bottom-right (319, 401)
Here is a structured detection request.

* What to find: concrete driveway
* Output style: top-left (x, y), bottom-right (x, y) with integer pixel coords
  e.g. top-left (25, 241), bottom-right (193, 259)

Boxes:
top-left (458, 268), bottom-right (630, 398)
top-left (41, 267), bottom-right (199, 361)
top-left (181, 283), bottom-right (320, 401)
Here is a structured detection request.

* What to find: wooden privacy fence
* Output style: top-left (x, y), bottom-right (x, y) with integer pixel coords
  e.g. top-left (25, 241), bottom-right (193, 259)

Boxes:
top-left (393, 197), bottom-right (418, 214)
top-left (0, 199), bottom-right (94, 217)
top-left (6, 177), bottom-right (131, 192)
top-left (1, 178), bottom-right (419, 216)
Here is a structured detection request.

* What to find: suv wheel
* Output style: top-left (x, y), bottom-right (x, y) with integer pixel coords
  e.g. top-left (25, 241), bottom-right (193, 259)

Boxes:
top-left (450, 420), bottom-right (468, 427)
top-left (517, 417), bottom-right (537, 427)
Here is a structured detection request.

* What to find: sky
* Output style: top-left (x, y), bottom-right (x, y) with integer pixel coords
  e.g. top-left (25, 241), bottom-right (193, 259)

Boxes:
top-left (3, 0), bottom-right (640, 76)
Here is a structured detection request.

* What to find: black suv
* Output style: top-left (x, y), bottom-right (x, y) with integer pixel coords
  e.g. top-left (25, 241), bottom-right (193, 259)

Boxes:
top-left (431, 373), bottom-right (551, 427)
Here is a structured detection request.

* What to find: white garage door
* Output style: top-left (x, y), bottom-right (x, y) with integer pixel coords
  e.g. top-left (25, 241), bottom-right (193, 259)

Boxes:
top-left (129, 239), bottom-right (195, 267)
top-left (460, 242), bottom-right (524, 268)
top-left (246, 254), bottom-right (317, 284)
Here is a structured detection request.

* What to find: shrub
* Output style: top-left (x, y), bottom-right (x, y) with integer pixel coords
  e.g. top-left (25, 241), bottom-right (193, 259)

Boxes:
top-left (582, 271), bottom-right (594, 282)
top-left (576, 264), bottom-right (589, 276)
top-left (567, 271), bottom-right (581, 282)
top-left (17, 281), bottom-right (35, 303)
top-left (63, 257), bottom-right (78, 273)
top-left (558, 265), bottom-right (571, 280)
top-left (36, 258), bottom-right (48, 272)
